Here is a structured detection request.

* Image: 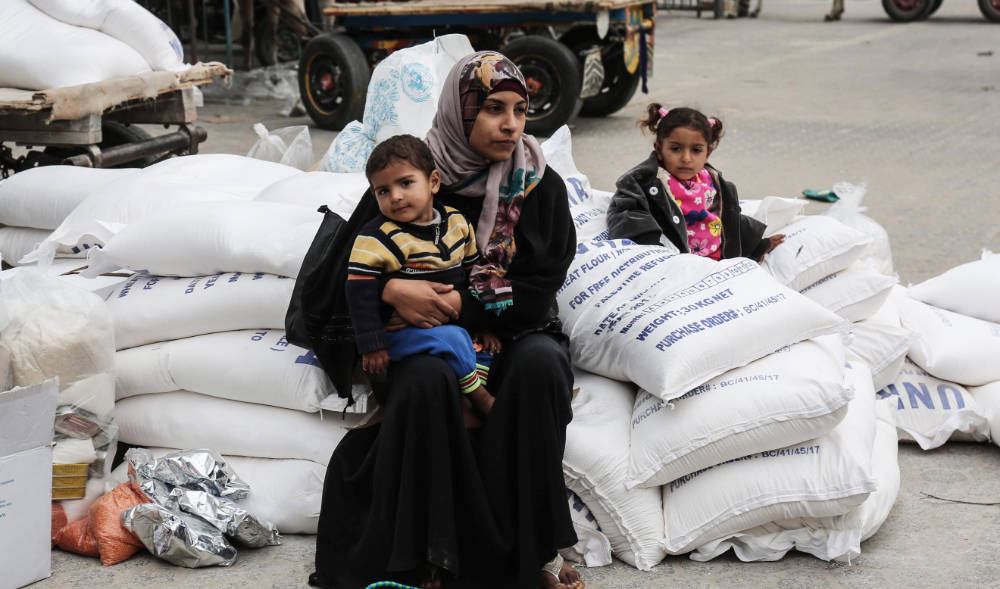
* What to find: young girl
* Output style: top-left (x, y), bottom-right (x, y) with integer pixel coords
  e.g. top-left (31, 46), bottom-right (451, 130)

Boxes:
top-left (607, 104), bottom-right (784, 261)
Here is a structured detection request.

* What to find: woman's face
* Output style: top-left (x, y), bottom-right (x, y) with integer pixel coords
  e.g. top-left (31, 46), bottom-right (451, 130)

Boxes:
top-left (468, 91), bottom-right (527, 161)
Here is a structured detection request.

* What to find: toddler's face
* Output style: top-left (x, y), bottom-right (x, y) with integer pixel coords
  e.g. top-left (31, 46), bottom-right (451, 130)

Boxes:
top-left (655, 126), bottom-right (710, 181)
top-left (369, 160), bottom-right (440, 224)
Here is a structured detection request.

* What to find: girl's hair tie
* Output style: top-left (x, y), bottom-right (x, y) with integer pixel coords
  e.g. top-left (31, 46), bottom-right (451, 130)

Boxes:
top-left (658, 107), bottom-right (670, 119)
top-left (708, 117), bottom-right (717, 127)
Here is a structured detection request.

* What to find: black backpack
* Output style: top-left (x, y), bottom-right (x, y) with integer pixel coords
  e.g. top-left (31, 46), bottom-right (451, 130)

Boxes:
top-left (285, 191), bottom-right (380, 407)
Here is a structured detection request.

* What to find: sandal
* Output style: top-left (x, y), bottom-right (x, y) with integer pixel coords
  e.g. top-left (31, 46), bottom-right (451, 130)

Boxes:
top-left (541, 554), bottom-right (585, 589)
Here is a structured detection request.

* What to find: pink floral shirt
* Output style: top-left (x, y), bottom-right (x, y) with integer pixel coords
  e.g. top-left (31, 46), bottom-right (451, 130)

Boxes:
top-left (658, 167), bottom-right (723, 260)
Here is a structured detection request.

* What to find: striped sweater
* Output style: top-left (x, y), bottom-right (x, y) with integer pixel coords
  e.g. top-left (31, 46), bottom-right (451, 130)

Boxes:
top-left (346, 203), bottom-right (479, 353)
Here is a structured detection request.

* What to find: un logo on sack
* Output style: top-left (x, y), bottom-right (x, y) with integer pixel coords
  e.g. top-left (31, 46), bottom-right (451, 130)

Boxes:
top-left (401, 63), bottom-right (433, 103)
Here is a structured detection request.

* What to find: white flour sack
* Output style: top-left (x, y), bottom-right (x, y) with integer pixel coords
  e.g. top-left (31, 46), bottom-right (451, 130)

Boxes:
top-left (799, 261), bottom-right (897, 322)
top-left (28, 0), bottom-right (184, 71)
top-left (691, 400), bottom-right (899, 563)
top-left (908, 249), bottom-right (1000, 324)
top-left (628, 336), bottom-right (852, 489)
top-left (826, 182), bottom-right (894, 275)
top-left (0, 166), bottom-right (136, 230)
top-left (111, 448), bottom-right (325, 533)
top-left (115, 329), bottom-right (332, 413)
top-left (0, 227), bottom-right (54, 266)
top-left (560, 491), bottom-right (613, 568)
top-left (741, 197), bottom-right (807, 237)
top-left (104, 272), bottom-right (293, 350)
top-left (21, 155), bottom-right (300, 264)
top-left (846, 319), bottom-right (912, 391)
top-left (897, 295), bottom-right (1000, 386)
top-left (762, 215), bottom-right (872, 291)
top-left (85, 201), bottom-right (320, 278)
top-left (661, 362), bottom-right (877, 555)
top-left (557, 240), bottom-right (845, 401)
top-left (562, 369), bottom-right (666, 570)
top-left (0, 0), bottom-right (149, 91)
top-left (255, 171), bottom-right (369, 220)
top-left (114, 391), bottom-right (367, 465)
top-left (541, 126), bottom-right (615, 242)
top-left (877, 359), bottom-right (989, 449)
top-left (970, 381), bottom-right (1000, 447)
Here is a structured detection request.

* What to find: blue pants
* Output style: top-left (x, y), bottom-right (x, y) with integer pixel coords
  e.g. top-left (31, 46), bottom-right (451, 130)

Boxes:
top-left (384, 325), bottom-right (489, 393)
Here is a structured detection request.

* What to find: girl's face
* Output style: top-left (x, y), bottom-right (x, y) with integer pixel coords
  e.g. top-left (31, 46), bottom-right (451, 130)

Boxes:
top-left (468, 91), bottom-right (527, 161)
top-left (655, 126), bottom-right (711, 180)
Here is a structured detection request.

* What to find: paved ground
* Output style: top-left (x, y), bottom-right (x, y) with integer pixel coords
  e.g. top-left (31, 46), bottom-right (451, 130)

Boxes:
top-left (36, 0), bottom-right (1000, 587)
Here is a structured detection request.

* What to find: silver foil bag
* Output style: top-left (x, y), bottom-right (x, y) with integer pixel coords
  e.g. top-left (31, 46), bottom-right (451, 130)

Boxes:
top-left (125, 448), bottom-right (176, 507)
top-left (171, 488), bottom-right (281, 548)
top-left (122, 503), bottom-right (238, 568)
top-left (153, 449), bottom-right (250, 499)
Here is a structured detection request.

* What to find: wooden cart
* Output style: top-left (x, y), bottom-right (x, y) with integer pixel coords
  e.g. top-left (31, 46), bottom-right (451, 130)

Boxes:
top-left (0, 62), bottom-right (231, 177)
top-left (299, 0), bottom-right (656, 136)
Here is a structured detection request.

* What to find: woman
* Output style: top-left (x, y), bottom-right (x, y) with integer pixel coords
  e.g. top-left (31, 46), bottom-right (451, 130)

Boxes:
top-left (310, 51), bottom-right (582, 589)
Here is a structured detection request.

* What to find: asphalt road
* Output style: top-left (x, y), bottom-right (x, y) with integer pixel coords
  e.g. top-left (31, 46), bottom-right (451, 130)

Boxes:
top-left (39, 0), bottom-right (1000, 587)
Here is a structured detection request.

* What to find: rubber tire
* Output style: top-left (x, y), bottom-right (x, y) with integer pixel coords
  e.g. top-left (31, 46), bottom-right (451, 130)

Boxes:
top-left (501, 35), bottom-right (582, 137)
top-left (560, 27), bottom-right (641, 118)
top-left (924, 0), bottom-right (944, 17)
top-left (42, 121), bottom-right (156, 168)
top-left (881, 0), bottom-right (930, 21)
top-left (255, 17), bottom-right (302, 66)
top-left (979, 0), bottom-right (1000, 21)
top-left (299, 33), bottom-right (369, 131)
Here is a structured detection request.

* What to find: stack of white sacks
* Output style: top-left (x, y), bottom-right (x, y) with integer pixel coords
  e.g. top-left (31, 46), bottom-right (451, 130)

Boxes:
top-left (0, 0), bottom-right (185, 91)
top-left (544, 127), bottom-right (903, 568)
top-left (1, 154), bottom-right (373, 534)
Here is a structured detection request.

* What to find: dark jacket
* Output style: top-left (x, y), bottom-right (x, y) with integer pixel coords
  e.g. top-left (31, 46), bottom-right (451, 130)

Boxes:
top-left (606, 152), bottom-right (769, 260)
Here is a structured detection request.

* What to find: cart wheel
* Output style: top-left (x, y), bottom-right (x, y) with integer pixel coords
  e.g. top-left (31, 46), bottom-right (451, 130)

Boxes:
top-left (501, 35), bottom-right (582, 137)
top-left (881, 0), bottom-right (930, 21)
top-left (42, 122), bottom-right (156, 168)
top-left (561, 29), bottom-right (641, 118)
top-left (924, 0), bottom-right (944, 17)
top-left (979, 0), bottom-right (1000, 21)
top-left (299, 33), bottom-right (369, 131)
top-left (255, 18), bottom-right (303, 66)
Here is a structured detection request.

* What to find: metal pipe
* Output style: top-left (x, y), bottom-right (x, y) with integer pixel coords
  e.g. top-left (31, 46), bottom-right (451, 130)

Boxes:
top-left (63, 126), bottom-right (207, 168)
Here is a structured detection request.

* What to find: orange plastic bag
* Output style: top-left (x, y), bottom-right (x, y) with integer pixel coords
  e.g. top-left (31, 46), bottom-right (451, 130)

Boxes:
top-left (51, 503), bottom-right (68, 546)
top-left (54, 517), bottom-right (100, 557)
top-left (88, 482), bottom-right (151, 566)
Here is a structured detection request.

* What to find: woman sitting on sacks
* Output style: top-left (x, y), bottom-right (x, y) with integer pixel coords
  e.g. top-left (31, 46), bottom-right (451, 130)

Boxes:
top-left (309, 51), bottom-right (583, 589)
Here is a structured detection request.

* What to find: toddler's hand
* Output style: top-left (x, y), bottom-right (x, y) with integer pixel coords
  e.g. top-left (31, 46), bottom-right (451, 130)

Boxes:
top-left (362, 349), bottom-right (390, 375)
top-left (478, 331), bottom-right (502, 355)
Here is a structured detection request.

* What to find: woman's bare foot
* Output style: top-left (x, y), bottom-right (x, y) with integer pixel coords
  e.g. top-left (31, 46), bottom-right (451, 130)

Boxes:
top-left (466, 385), bottom-right (495, 416)
top-left (540, 555), bottom-right (584, 589)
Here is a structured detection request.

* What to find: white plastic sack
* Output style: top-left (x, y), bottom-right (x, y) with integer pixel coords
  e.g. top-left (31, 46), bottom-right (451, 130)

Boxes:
top-left (0, 166), bottom-right (136, 230)
top-left (562, 369), bottom-right (666, 570)
top-left (320, 35), bottom-right (474, 172)
top-left (761, 215), bottom-right (872, 291)
top-left (846, 319), bottom-right (912, 391)
top-left (558, 240), bottom-right (845, 401)
top-left (0, 0), bottom-right (150, 91)
top-left (799, 261), bottom-right (897, 322)
top-left (59, 477), bottom-right (106, 523)
top-left (116, 329), bottom-right (332, 413)
top-left (897, 295), bottom-right (1000, 386)
top-left (628, 336), bottom-right (852, 489)
top-left (0, 227), bottom-right (54, 266)
top-left (104, 272), bottom-right (293, 350)
top-left (247, 124), bottom-right (314, 171)
top-left (744, 196), bottom-right (807, 237)
top-left (255, 171), bottom-right (369, 220)
top-left (691, 400), bottom-right (899, 563)
top-left (661, 362), bottom-right (877, 555)
top-left (827, 182), bottom-right (894, 274)
top-left (22, 154), bottom-right (301, 264)
top-left (0, 269), bottom-right (115, 416)
top-left (114, 391), bottom-right (368, 465)
top-left (970, 381), bottom-right (1000, 446)
top-left (85, 201), bottom-right (320, 278)
top-left (908, 250), bottom-right (1000, 324)
top-left (111, 447), bottom-right (325, 534)
top-left (28, 0), bottom-right (184, 71)
top-left (877, 359), bottom-right (990, 449)
top-left (560, 491), bottom-right (613, 568)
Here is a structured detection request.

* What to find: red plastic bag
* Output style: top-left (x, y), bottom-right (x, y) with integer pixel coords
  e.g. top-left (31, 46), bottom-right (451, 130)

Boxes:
top-left (54, 517), bottom-right (100, 558)
top-left (88, 483), bottom-right (150, 566)
top-left (51, 503), bottom-right (68, 546)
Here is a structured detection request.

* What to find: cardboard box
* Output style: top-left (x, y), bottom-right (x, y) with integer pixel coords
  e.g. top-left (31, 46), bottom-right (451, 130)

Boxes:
top-left (0, 380), bottom-right (58, 589)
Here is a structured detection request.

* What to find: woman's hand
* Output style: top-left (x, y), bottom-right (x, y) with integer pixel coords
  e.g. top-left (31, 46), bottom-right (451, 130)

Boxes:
top-left (382, 279), bottom-right (460, 329)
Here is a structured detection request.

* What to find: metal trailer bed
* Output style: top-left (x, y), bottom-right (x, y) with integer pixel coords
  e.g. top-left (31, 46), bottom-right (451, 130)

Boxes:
top-left (0, 62), bottom-right (231, 176)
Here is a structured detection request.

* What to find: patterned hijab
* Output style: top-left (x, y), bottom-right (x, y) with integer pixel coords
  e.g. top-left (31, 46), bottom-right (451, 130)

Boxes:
top-left (426, 51), bottom-right (546, 315)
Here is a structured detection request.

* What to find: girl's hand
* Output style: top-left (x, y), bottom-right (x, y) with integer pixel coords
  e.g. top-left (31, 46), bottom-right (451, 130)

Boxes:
top-left (362, 349), bottom-right (390, 374)
top-left (477, 331), bottom-right (502, 355)
top-left (758, 234), bottom-right (786, 261)
top-left (382, 279), bottom-right (459, 329)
